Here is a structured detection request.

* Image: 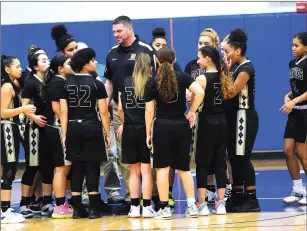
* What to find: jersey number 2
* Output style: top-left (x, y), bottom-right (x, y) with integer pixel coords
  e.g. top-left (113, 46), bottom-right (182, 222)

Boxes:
top-left (214, 83), bottom-right (222, 105)
top-left (67, 85), bottom-right (91, 107)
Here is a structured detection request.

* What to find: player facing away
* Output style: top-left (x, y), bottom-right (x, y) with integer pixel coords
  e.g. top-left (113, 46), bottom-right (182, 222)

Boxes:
top-left (280, 32), bottom-right (307, 205)
top-left (60, 48), bottom-right (111, 219)
top-left (117, 52), bottom-right (155, 218)
top-left (145, 48), bottom-right (204, 219)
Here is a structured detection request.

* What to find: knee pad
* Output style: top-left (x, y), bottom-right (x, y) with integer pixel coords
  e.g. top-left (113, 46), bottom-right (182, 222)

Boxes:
top-left (1, 162), bottom-right (17, 190)
top-left (207, 163), bottom-right (215, 175)
top-left (42, 167), bottom-right (54, 184)
top-left (196, 166), bottom-right (208, 189)
top-left (21, 166), bottom-right (38, 186)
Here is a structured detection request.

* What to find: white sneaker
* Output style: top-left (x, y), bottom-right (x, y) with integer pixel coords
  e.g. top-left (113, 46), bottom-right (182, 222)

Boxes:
top-left (185, 205), bottom-right (199, 218)
top-left (298, 197), bottom-right (307, 205)
top-left (206, 190), bottom-right (217, 204)
top-left (213, 200), bottom-right (227, 215)
top-left (41, 203), bottom-right (54, 216)
top-left (142, 205), bottom-right (155, 218)
top-left (197, 202), bottom-right (210, 216)
top-left (128, 205), bottom-right (141, 218)
top-left (1, 208), bottom-right (25, 224)
top-left (283, 187), bottom-right (304, 204)
top-left (154, 207), bottom-right (172, 220)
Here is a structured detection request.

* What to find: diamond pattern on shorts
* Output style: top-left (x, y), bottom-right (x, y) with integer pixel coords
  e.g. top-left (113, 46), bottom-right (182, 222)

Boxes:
top-left (5, 126), bottom-right (13, 156)
top-left (238, 116), bottom-right (245, 146)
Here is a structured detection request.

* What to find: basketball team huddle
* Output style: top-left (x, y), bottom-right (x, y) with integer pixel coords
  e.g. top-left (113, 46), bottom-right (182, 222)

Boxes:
top-left (1, 15), bottom-right (307, 224)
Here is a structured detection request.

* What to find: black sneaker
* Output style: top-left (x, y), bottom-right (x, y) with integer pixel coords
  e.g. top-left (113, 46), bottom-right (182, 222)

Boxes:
top-left (19, 205), bottom-right (34, 218)
top-left (29, 197), bottom-right (43, 214)
top-left (100, 200), bottom-right (113, 215)
top-left (239, 198), bottom-right (261, 212)
top-left (107, 195), bottom-right (125, 205)
top-left (112, 201), bottom-right (131, 215)
top-left (73, 206), bottom-right (88, 219)
top-left (226, 190), bottom-right (244, 213)
top-left (88, 207), bottom-right (102, 219)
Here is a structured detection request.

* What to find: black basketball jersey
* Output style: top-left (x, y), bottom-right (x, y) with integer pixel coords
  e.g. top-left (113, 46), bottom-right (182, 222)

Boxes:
top-left (145, 71), bottom-right (194, 119)
top-left (21, 74), bottom-right (46, 116)
top-left (1, 80), bottom-right (21, 124)
top-left (119, 76), bottom-right (145, 124)
top-left (185, 59), bottom-right (206, 80)
top-left (44, 75), bottom-right (66, 126)
top-left (199, 72), bottom-right (224, 115)
top-left (289, 55), bottom-right (307, 106)
top-left (60, 73), bottom-right (108, 121)
top-left (227, 61), bottom-right (255, 110)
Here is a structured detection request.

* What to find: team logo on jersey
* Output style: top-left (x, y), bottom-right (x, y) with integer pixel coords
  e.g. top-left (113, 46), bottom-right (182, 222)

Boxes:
top-left (129, 53), bottom-right (136, 61)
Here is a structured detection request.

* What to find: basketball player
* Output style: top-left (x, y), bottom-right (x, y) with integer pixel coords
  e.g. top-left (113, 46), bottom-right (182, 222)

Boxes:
top-left (77, 41), bottom-right (124, 205)
top-left (194, 46), bottom-right (234, 215)
top-left (60, 48), bottom-right (111, 219)
top-left (150, 27), bottom-right (181, 208)
top-left (117, 53), bottom-right (155, 218)
top-left (43, 54), bottom-right (74, 218)
top-left (151, 27), bottom-right (182, 72)
top-left (280, 32), bottom-right (307, 205)
top-left (21, 52), bottom-right (54, 217)
top-left (145, 48), bottom-right (204, 219)
top-left (222, 28), bottom-right (260, 212)
top-left (185, 28), bottom-right (232, 203)
top-left (18, 46), bottom-right (46, 216)
top-left (104, 15), bottom-right (156, 215)
top-left (51, 24), bottom-right (78, 59)
top-left (1, 55), bottom-right (36, 223)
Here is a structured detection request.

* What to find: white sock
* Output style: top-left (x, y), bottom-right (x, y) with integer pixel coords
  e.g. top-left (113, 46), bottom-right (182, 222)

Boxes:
top-left (187, 198), bottom-right (196, 207)
top-left (66, 190), bottom-right (72, 199)
top-left (293, 179), bottom-right (303, 189)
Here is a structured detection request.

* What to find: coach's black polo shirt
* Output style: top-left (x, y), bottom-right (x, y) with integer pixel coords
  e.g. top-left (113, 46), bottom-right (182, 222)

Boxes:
top-left (104, 35), bottom-right (156, 103)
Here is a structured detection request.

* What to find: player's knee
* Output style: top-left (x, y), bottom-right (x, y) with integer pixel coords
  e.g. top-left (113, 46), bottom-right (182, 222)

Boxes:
top-left (21, 166), bottom-right (38, 186)
top-left (86, 178), bottom-right (99, 192)
top-left (1, 162), bottom-right (17, 190)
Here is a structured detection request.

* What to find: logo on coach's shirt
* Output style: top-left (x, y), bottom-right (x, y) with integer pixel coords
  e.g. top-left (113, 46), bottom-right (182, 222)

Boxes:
top-left (129, 53), bottom-right (136, 61)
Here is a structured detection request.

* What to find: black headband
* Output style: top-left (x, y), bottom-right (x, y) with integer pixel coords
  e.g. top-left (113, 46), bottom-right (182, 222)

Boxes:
top-left (57, 36), bottom-right (76, 51)
top-left (50, 54), bottom-right (69, 73)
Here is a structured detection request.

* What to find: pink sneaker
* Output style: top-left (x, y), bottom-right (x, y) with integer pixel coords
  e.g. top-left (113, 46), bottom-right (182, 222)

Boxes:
top-left (52, 203), bottom-right (73, 219)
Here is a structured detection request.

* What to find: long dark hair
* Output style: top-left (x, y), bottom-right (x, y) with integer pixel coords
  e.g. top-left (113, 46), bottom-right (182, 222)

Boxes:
top-left (199, 46), bottom-right (233, 99)
top-left (156, 48), bottom-right (178, 102)
top-left (1, 55), bottom-right (17, 85)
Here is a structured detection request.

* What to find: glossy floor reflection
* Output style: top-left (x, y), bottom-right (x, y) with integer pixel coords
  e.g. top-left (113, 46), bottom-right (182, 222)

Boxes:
top-left (6, 163), bottom-right (307, 231)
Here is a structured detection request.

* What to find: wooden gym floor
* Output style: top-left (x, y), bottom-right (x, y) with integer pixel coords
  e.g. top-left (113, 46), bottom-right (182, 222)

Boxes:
top-left (2, 159), bottom-right (307, 231)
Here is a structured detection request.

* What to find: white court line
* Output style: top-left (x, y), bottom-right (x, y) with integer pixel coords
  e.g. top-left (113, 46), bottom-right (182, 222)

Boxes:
top-left (174, 198), bottom-right (283, 202)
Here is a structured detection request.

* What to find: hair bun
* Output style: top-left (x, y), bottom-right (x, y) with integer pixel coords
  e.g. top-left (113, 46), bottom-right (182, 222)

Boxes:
top-left (152, 28), bottom-right (166, 38)
top-left (228, 28), bottom-right (247, 43)
top-left (51, 24), bottom-right (68, 41)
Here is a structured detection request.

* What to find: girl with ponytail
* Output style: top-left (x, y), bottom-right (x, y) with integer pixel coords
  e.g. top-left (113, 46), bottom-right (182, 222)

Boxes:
top-left (193, 46), bottom-right (233, 216)
top-left (144, 48), bottom-right (204, 219)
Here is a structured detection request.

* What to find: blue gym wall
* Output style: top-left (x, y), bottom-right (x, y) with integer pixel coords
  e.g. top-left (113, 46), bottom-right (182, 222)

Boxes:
top-left (1, 12), bottom-right (307, 160)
